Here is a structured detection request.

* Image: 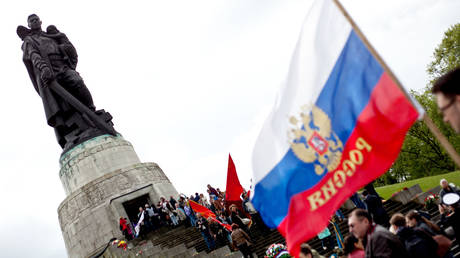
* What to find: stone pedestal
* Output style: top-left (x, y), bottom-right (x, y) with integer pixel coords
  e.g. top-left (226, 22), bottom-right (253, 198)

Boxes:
top-left (414, 185), bottom-right (441, 205)
top-left (57, 135), bottom-right (178, 258)
top-left (389, 184), bottom-right (422, 204)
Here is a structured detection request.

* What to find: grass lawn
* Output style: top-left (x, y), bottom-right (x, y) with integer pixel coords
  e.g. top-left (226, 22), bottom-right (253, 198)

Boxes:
top-left (375, 171), bottom-right (460, 199)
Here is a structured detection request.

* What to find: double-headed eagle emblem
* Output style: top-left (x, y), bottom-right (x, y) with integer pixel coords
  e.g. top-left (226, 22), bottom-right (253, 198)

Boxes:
top-left (289, 105), bottom-right (343, 175)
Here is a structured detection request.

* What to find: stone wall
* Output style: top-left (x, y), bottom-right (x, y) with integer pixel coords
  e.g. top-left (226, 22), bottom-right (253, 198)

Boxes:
top-left (414, 185), bottom-right (441, 205)
top-left (59, 135), bottom-right (141, 195)
top-left (389, 184), bottom-right (422, 204)
top-left (57, 135), bottom-right (178, 257)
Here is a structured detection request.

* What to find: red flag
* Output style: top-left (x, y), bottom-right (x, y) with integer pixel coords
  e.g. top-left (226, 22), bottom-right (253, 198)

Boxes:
top-left (189, 200), bottom-right (216, 218)
top-left (225, 154), bottom-right (244, 201)
top-left (189, 200), bottom-right (232, 231)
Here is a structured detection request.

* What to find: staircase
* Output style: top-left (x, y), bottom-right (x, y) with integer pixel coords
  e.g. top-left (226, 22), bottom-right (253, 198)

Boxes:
top-left (100, 192), bottom-right (460, 257)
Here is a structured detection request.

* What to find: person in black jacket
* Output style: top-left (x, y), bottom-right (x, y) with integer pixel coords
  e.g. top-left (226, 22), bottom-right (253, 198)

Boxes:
top-left (364, 181), bottom-right (382, 200)
top-left (169, 196), bottom-right (177, 208)
top-left (363, 190), bottom-right (390, 227)
top-left (390, 213), bottom-right (438, 258)
top-left (439, 195), bottom-right (460, 242)
top-left (208, 217), bottom-right (227, 247)
top-left (229, 204), bottom-right (251, 236)
top-left (196, 213), bottom-right (215, 251)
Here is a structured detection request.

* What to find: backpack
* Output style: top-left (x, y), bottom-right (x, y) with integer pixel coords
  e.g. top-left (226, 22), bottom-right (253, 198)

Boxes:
top-left (433, 234), bottom-right (452, 258)
top-left (404, 229), bottom-right (437, 258)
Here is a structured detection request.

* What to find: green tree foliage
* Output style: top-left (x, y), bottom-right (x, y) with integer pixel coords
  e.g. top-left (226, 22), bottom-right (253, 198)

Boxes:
top-left (376, 23), bottom-right (460, 186)
top-left (427, 23), bottom-right (460, 82)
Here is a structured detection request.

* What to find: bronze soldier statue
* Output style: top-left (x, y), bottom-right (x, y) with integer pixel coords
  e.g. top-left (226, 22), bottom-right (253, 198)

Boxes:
top-left (18, 14), bottom-right (116, 152)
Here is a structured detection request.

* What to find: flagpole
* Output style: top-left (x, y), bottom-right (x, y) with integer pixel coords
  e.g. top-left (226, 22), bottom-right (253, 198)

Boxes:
top-left (330, 220), bottom-right (344, 249)
top-left (332, 0), bottom-right (460, 169)
top-left (422, 115), bottom-right (460, 168)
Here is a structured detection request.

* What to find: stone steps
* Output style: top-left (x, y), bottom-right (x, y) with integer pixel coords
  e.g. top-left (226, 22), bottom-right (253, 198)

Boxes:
top-left (101, 189), bottom-right (460, 257)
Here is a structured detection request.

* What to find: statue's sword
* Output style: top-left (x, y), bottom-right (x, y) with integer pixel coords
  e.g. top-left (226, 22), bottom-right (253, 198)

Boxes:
top-left (36, 41), bottom-right (117, 136)
top-left (48, 80), bottom-right (117, 136)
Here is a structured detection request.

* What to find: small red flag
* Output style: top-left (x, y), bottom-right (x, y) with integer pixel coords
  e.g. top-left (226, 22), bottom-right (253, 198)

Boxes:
top-left (189, 200), bottom-right (216, 219)
top-left (189, 200), bottom-right (232, 231)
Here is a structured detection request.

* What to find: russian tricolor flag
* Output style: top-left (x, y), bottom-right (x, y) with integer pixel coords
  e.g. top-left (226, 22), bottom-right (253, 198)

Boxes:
top-left (251, 0), bottom-right (423, 256)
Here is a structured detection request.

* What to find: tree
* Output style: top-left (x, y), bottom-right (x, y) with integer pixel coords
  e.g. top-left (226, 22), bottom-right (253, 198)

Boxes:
top-left (427, 23), bottom-right (460, 82)
top-left (377, 23), bottom-right (460, 186)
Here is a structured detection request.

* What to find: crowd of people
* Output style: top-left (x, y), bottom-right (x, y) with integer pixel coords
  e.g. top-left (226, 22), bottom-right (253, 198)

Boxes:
top-left (117, 178), bottom-right (460, 258)
top-left (342, 178), bottom-right (460, 258)
top-left (311, 182), bottom-right (388, 253)
top-left (338, 66), bottom-right (460, 258)
top-left (299, 177), bottom-right (460, 258)
top-left (118, 184), bottom-right (268, 257)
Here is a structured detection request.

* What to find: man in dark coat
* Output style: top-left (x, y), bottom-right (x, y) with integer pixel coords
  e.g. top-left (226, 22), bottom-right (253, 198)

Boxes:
top-left (169, 196), bottom-right (177, 208)
top-left (348, 209), bottom-right (407, 258)
top-left (440, 195), bottom-right (460, 242)
top-left (363, 190), bottom-right (390, 227)
top-left (196, 213), bottom-right (215, 251)
top-left (364, 181), bottom-right (382, 200)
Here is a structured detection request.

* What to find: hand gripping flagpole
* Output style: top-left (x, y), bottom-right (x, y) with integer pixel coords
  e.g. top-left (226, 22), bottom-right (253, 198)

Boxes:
top-left (332, 0), bottom-right (460, 169)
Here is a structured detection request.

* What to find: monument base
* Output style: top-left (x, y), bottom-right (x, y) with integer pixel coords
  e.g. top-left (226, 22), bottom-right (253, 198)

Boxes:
top-left (57, 135), bottom-right (177, 258)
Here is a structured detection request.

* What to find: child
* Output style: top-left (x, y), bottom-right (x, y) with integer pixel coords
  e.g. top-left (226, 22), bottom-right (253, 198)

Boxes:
top-left (45, 25), bottom-right (78, 69)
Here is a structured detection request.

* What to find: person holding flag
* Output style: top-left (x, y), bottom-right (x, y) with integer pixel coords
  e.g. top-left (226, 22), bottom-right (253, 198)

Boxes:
top-left (189, 200), bottom-right (232, 232)
top-left (225, 154), bottom-right (251, 217)
top-left (251, 0), bottom-right (423, 256)
top-left (135, 207), bottom-right (147, 239)
top-left (229, 204), bottom-right (252, 237)
top-left (196, 213), bottom-right (215, 251)
top-left (190, 199), bottom-right (235, 251)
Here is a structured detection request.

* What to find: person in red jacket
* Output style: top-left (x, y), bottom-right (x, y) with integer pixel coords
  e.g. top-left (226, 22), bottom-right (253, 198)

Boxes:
top-left (119, 217), bottom-right (133, 240)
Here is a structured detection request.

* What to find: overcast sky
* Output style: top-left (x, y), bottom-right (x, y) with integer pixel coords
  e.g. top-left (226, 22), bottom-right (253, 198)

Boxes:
top-left (0, 0), bottom-right (458, 257)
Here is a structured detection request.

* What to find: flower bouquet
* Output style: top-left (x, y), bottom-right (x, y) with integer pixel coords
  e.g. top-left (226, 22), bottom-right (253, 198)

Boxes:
top-left (265, 243), bottom-right (291, 258)
top-left (111, 239), bottom-right (128, 250)
top-left (424, 192), bottom-right (439, 210)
